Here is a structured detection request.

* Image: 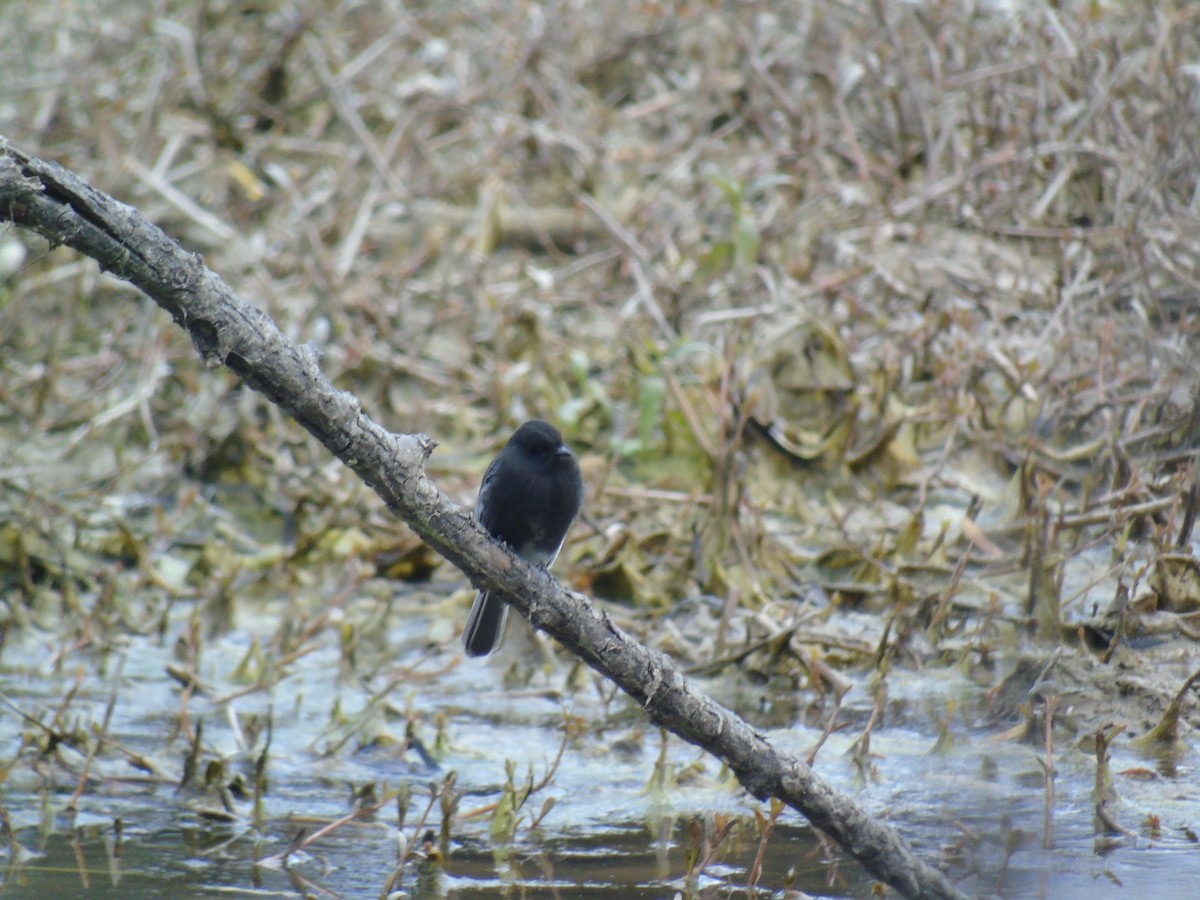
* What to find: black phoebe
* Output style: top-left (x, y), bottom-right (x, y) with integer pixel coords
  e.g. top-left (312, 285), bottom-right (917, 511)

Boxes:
top-left (463, 419), bottom-right (584, 657)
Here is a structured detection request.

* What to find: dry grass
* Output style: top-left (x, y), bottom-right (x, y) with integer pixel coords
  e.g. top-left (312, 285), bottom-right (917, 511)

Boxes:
top-left (3, 0), bottom-right (1200, 892)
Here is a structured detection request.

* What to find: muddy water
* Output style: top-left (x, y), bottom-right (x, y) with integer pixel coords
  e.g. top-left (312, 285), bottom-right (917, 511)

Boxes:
top-left (1, 587), bottom-right (1198, 898)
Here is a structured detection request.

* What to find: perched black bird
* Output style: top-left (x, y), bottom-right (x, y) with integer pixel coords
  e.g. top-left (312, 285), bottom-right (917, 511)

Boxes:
top-left (463, 419), bottom-right (584, 657)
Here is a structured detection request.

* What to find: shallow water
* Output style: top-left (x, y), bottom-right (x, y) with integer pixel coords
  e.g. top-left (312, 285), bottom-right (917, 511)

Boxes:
top-left (2, 587), bottom-right (1199, 898)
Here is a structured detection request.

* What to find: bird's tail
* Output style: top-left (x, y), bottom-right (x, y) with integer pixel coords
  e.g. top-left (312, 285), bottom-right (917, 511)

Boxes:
top-left (463, 591), bottom-right (508, 657)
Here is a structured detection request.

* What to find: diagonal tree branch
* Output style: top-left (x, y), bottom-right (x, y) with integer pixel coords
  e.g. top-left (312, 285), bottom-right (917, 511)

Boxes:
top-left (0, 138), bottom-right (965, 900)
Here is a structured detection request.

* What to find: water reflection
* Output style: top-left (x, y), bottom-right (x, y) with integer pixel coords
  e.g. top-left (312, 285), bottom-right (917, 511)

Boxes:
top-left (2, 593), bottom-right (1199, 898)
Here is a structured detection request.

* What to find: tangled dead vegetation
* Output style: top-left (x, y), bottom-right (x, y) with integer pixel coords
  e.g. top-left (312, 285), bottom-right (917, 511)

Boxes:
top-left (2, 0), bottom-right (1200, 893)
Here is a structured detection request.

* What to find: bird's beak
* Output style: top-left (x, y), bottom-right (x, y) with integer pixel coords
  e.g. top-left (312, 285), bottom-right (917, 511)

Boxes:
top-left (556, 444), bottom-right (573, 459)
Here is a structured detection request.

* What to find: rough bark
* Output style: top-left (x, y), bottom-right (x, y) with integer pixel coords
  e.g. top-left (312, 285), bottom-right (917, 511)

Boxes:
top-left (0, 138), bottom-right (967, 900)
